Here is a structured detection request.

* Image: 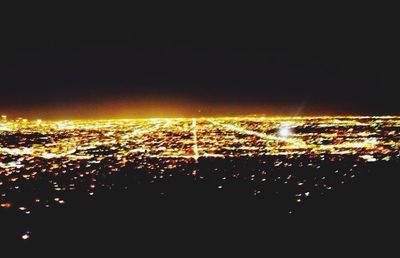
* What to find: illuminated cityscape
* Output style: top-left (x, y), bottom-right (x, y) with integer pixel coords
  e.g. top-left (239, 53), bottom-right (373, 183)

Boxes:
top-left (2, 116), bottom-right (399, 162)
top-left (1, 115), bottom-right (399, 242)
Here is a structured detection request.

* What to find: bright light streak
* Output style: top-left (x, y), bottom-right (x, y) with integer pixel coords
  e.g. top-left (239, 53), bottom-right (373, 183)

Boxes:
top-left (192, 118), bottom-right (199, 161)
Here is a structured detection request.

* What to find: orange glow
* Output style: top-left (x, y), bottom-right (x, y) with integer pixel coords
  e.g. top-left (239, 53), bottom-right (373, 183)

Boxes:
top-left (0, 96), bottom-right (354, 120)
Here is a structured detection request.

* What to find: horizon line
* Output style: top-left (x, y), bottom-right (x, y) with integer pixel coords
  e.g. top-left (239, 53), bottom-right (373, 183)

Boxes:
top-left (2, 114), bottom-right (400, 122)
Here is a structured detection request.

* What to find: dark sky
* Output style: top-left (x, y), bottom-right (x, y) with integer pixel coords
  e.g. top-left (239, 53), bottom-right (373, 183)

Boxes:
top-left (1, 4), bottom-right (399, 118)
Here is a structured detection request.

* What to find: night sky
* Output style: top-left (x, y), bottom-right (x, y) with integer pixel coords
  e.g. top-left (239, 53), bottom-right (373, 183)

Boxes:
top-left (1, 4), bottom-right (399, 118)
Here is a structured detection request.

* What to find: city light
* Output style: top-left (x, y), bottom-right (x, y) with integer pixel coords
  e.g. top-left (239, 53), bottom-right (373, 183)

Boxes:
top-left (0, 115), bottom-right (399, 221)
top-left (278, 125), bottom-right (291, 137)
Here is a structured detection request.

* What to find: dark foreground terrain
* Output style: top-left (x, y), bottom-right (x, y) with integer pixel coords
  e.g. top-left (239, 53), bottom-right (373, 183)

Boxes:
top-left (1, 156), bottom-right (399, 253)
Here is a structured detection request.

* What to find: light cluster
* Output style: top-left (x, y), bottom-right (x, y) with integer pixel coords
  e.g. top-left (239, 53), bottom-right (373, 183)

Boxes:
top-left (0, 116), bottom-right (399, 217)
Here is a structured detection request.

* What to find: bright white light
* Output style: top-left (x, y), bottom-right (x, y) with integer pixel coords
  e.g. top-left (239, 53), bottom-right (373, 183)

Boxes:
top-left (279, 126), bottom-right (291, 137)
top-left (21, 232), bottom-right (31, 240)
